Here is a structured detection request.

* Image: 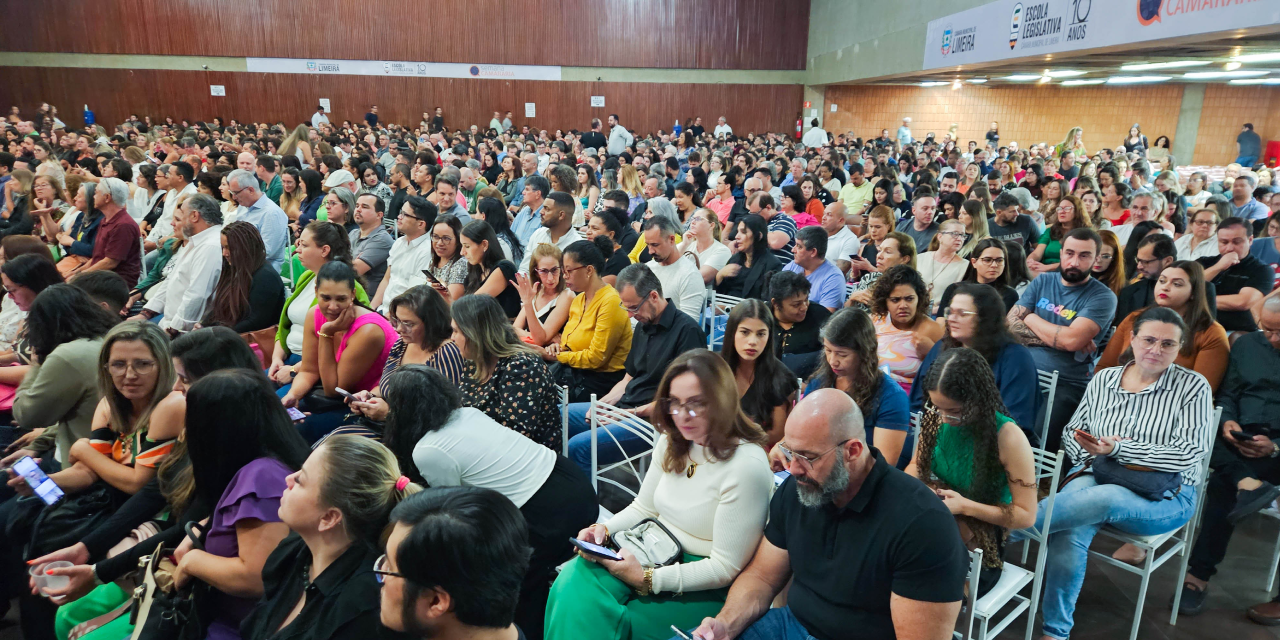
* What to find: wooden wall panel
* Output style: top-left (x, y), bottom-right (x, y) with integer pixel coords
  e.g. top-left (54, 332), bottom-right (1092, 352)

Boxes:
top-left (0, 67), bottom-right (803, 137)
top-left (1193, 85), bottom-right (1280, 167)
top-left (0, 0), bottom-right (809, 71)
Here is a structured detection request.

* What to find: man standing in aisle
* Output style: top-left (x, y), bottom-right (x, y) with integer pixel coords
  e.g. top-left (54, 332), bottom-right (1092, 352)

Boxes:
top-left (607, 114), bottom-right (633, 157)
top-left (897, 117), bottom-right (913, 147)
top-left (311, 105), bottom-right (329, 129)
top-left (714, 116), bottom-right (733, 138)
top-left (1237, 122), bottom-right (1262, 167)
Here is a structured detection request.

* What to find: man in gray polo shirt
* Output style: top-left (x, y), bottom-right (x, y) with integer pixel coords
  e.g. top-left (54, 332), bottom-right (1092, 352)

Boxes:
top-left (350, 193), bottom-right (394, 290)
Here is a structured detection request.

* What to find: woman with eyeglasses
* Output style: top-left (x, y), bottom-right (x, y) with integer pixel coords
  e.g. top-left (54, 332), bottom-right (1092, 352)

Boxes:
top-left (548, 349), bottom-right (771, 640)
top-left (513, 243), bottom-right (574, 347)
top-left (1028, 194), bottom-right (1092, 277)
top-left (379, 364), bottom-right (596, 639)
top-left (240, 435), bottom-right (419, 640)
top-left (916, 219), bottom-right (967, 315)
top-left (904, 346), bottom-right (1037, 598)
top-left (936, 238), bottom-right (1021, 318)
top-left (1176, 206), bottom-right (1220, 261)
top-left (550, 239), bottom-right (633, 404)
top-left (424, 214), bottom-right (467, 302)
top-left (321, 186), bottom-right (358, 233)
top-left (1015, 306), bottom-right (1212, 640)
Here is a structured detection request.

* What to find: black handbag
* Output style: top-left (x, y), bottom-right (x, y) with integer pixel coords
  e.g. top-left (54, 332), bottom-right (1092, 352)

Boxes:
top-left (6, 482), bottom-right (118, 561)
top-left (130, 521), bottom-right (211, 640)
top-left (1091, 456), bottom-right (1182, 501)
top-left (297, 385), bottom-right (348, 415)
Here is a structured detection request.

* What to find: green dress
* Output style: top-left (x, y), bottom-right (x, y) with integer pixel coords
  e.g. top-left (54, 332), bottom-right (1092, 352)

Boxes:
top-left (931, 412), bottom-right (1015, 505)
top-left (1036, 228), bottom-right (1061, 265)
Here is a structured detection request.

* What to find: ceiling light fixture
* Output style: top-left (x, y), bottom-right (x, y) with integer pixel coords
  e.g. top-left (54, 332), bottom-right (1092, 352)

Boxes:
top-left (1038, 76), bottom-right (1052, 83)
top-left (1183, 70), bottom-right (1268, 79)
top-left (966, 78), bottom-right (989, 84)
top-left (1002, 74), bottom-right (1044, 81)
top-left (1061, 79), bottom-right (1106, 86)
top-left (1106, 75), bottom-right (1172, 84)
top-left (1044, 69), bottom-right (1087, 77)
top-left (1229, 78), bottom-right (1280, 85)
top-left (919, 81), bottom-right (949, 87)
top-left (1232, 51), bottom-right (1280, 64)
top-left (1224, 62), bottom-right (1243, 70)
top-left (1119, 60), bottom-right (1211, 71)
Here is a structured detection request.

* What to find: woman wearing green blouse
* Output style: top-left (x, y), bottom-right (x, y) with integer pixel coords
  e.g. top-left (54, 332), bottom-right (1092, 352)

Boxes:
top-left (1027, 195), bottom-right (1090, 276)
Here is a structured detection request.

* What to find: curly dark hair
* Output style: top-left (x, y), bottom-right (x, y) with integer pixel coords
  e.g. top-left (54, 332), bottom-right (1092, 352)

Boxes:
top-left (940, 283), bottom-right (1015, 364)
top-left (870, 264), bottom-right (929, 324)
top-left (809, 308), bottom-right (883, 418)
top-left (914, 347), bottom-right (1019, 515)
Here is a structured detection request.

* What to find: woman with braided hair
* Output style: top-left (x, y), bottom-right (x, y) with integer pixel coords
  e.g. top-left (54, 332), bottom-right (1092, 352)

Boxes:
top-left (202, 221), bottom-right (284, 333)
top-left (904, 347), bottom-right (1036, 598)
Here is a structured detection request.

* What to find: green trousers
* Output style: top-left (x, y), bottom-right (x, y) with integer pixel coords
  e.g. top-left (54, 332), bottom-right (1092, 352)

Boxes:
top-left (544, 554), bottom-right (728, 640)
top-left (55, 582), bottom-right (134, 640)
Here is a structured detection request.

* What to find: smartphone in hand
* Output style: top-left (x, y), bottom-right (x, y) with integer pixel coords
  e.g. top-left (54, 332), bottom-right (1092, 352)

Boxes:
top-left (569, 538), bottom-right (623, 561)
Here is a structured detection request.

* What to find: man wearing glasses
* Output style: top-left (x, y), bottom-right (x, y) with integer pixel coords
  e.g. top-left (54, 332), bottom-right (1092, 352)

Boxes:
top-left (685, 389), bottom-right (967, 640)
top-left (371, 196), bottom-right (437, 315)
top-left (226, 169), bottom-right (290, 272)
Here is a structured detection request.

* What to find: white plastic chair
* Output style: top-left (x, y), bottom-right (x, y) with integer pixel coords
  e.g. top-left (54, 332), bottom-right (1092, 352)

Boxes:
top-left (1261, 506), bottom-right (1280, 592)
top-left (558, 385), bottom-right (570, 457)
top-left (1035, 370), bottom-right (1058, 448)
top-left (1085, 406), bottom-right (1221, 640)
top-left (707, 294), bottom-right (747, 350)
top-left (588, 395), bottom-right (658, 499)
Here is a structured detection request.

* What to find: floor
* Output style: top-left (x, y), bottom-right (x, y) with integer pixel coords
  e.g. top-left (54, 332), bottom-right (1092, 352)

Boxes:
top-left (2, 503), bottom-right (1279, 640)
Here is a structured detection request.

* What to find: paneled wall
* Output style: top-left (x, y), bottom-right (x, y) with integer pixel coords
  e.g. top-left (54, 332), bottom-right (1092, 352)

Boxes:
top-left (0, 0), bottom-right (809, 70)
top-left (0, 67), bottom-right (803, 136)
top-left (1193, 85), bottom-right (1280, 167)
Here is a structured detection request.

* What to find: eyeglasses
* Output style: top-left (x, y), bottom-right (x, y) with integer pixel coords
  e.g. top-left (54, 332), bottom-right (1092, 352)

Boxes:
top-left (777, 439), bottom-right (849, 470)
top-left (976, 257), bottom-right (1005, 266)
top-left (534, 267), bottom-right (561, 277)
top-left (1134, 256), bottom-right (1162, 268)
top-left (1261, 327), bottom-right (1280, 339)
top-left (372, 554), bottom-right (404, 584)
top-left (946, 307), bottom-right (979, 318)
top-left (656, 397), bottom-right (707, 418)
top-left (397, 212), bottom-right (425, 222)
top-left (1134, 335), bottom-right (1180, 353)
top-left (106, 359), bottom-right (157, 377)
top-left (937, 231), bottom-right (965, 238)
top-left (430, 234), bottom-right (454, 243)
top-left (562, 264), bottom-right (590, 276)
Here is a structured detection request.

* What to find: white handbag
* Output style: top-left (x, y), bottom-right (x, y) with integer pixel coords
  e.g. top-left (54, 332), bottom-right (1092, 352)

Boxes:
top-left (613, 518), bottom-right (683, 568)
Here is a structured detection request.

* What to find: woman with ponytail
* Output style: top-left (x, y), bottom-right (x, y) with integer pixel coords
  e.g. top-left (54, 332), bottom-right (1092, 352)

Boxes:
top-left (241, 434), bottom-right (419, 640)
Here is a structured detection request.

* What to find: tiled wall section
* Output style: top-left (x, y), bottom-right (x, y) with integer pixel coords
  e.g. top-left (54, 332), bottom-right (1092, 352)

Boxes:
top-left (822, 84), bottom-right (1280, 166)
top-left (1193, 85), bottom-right (1280, 167)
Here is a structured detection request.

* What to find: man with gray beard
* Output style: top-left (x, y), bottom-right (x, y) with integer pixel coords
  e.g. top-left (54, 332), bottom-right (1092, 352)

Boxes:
top-left (683, 389), bottom-right (968, 640)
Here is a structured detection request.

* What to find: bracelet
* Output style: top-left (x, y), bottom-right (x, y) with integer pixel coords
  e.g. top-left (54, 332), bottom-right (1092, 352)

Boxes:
top-left (635, 567), bottom-right (654, 597)
top-left (317, 331), bottom-right (332, 339)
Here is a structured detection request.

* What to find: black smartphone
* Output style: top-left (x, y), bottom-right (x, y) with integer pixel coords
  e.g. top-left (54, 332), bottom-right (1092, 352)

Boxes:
top-left (1230, 430), bottom-right (1255, 442)
top-left (420, 269), bottom-right (442, 286)
top-left (569, 538), bottom-right (622, 561)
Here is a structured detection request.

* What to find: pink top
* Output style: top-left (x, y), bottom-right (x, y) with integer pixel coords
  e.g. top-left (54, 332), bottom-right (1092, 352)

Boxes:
top-left (704, 195), bottom-right (736, 224)
top-left (311, 307), bottom-right (397, 392)
top-left (791, 212), bottom-right (821, 228)
top-left (874, 314), bottom-right (922, 393)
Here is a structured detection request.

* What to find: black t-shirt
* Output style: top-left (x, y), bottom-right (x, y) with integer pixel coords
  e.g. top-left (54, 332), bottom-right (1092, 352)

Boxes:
top-left (602, 249), bottom-right (630, 279)
top-left (581, 131), bottom-right (607, 150)
top-left (1197, 255), bottom-right (1274, 332)
top-left (365, 112), bottom-right (378, 127)
top-left (1060, 165), bottom-right (1079, 181)
top-left (988, 214), bottom-right (1039, 254)
top-left (495, 260), bottom-right (522, 318)
top-left (766, 450), bottom-right (968, 640)
top-left (859, 240), bottom-right (879, 266)
top-left (620, 301), bottom-right (707, 407)
top-left (690, 125), bottom-right (705, 137)
top-left (777, 304), bottom-right (832, 356)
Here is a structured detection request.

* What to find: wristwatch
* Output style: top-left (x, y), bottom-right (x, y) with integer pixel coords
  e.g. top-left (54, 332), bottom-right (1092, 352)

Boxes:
top-left (634, 567), bottom-right (654, 597)
top-left (1270, 442), bottom-right (1279, 458)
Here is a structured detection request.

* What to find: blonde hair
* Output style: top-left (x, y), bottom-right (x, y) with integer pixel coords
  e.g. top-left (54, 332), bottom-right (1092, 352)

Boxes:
top-left (97, 322), bottom-right (176, 438)
top-left (278, 124), bottom-right (310, 157)
top-left (693, 207), bottom-right (723, 241)
top-left (317, 435), bottom-right (421, 545)
top-left (619, 165), bottom-right (644, 197)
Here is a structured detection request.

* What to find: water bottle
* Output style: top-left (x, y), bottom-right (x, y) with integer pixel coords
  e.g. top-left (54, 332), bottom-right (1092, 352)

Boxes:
top-left (83, 104), bottom-right (95, 126)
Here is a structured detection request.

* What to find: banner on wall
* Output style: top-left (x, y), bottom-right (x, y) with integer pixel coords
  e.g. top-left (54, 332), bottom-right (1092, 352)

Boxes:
top-left (245, 57), bottom-right (563, 81)
top-left (924, 0), bottom-right (1279, 71)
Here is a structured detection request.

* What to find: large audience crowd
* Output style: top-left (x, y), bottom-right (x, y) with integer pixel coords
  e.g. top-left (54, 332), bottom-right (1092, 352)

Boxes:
top-left (1, 102), bottom-right (1279, 640)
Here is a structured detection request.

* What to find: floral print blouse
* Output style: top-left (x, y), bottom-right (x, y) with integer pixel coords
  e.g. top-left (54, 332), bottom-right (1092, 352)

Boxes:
top-left (458, 351), bottom-right (561, 451)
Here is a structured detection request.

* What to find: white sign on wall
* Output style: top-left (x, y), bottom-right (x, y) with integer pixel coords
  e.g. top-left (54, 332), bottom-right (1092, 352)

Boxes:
top-left (525, 103), bottom-right (536, 118)
top-left (924, 0), bottom-right (1279, 71)
top-left (590, 95), bottom-right (605, 107)
top-left (319, 99), bottom-right (331, 112)
top-left (210, 85), bottom-right (226, 97)
top-left (830, 103), bottom-right (837, 112)
top-left (247, 58), bottom-right (563, 81)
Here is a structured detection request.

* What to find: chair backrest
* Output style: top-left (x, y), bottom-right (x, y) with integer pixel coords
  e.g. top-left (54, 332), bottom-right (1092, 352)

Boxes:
top-left (1035, 369), bottom-right (1059, 448)
top-left (708, 294), bottom-right (747, 349)
top-left (558, 385), bottom-right (570, 457)
top-left (961, 548), bottom-right (984, 639)
top-left (845, 282), bottom-right (856, 298)
top-left (1026, 448), bottom-right (1067, 545)
top-left (910, 411), bottom-right (922, 438)
top-left (588, 395), bottom-right (659, 498)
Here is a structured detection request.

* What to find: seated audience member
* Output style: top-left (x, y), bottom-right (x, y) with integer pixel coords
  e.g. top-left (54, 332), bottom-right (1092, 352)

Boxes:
top-left (550, 350), bottom-right (773, 640)
top-left (201, 221), bottom-right (285, 333)
top-left (424, 214), bottom-right (468, 302)
top-left (455, 220), bottom-right (519, 316)
top-left (720, 300), bottom-right (798, 447)
top-left (28, 328), bottom-right (265, 639)
top-left (513, 243), bottom-right (574, 346)
top-left (769, 270), bottom-right (832, 379)
top-left (988, 191), bottom-right (1040, 255)
top-left (1182, 297), bottom-right (1280, 620)
top-left (640, 215), bottom-right (705, 319)
top-left (370, 196), bottom-right (435, 313)
top-left (917, 219), bottom-right (968, 315)
top-left (563, 264), bottom-right (706, 472)
top-left (626, 197), bottom-right (681, 264)
top-left (135, 192), bottom-right (224, 333)
top-left (715, 214), bottom-right (782, 300)
top-left (906, 347), bottom-right (1036, 598)
top-left (687, 389), bottom-right (967, 640)
top-left (1198, 216), bottom-right (1274, 335)
top-left (783, 226), bottom-right (847, 311)
top-left (40, 182), bottom-right (100, 278)
top-left (0, 249), bottom-right (62, 378)
top-left (847, 230), bottom-right (916, 307)
top-left (870, 265), bottom-right (943, 393)
top-left (280, 261), bottom-right (396, 443)
top-left (1177, 205), bottom-right (1220, 261)
top-left (79, 177), bottom-right (143, 288)
top-left (583, 205), bottom-right (630, 284)
top-left (677, 207), bottom-right (733, 285)
top-left (380, 366), bottom-right (596, 639)
top-left (268, 222), bottom-right (369, 387)
top-left (1097, 261), bottom-right (1228, 391)
top-left (818, 201), bottom-right (860, 275)
top-left (240, 435), bottom-right (419, 640)
top-left (525, 192), bottom-right (584, 266)
top-left (1028, 195), bottom-right (1092, 275)
top-left (936, 237), bottom-right (1021, 315)
top-left (850, 204), bottom-right (895, 279)
top-left (957, 199), bottom-right (992, 259)
top-left (1007, 228), bottom-right (1116, 453)
top-left (376, 487), bottom-right (535, 639)
top-left (548, 239), bottom-right (633, 403)
top-left (798, 308), bottom-right (912, 468)
top-left (70, 269), bottom-right (131, 316)
top-left (912, 283), bottom-right (1040, 441)
top-left (896, 189), bottom-right (940, 253)
top-left (449, 294), bottom-right (562, 450)
top-left (349, 193), bottom-right (394, 290)
top-left (476, 196), bottom-right (523, 265)
top-left (779, 184), bottom-right (818, 229)
top-left (226, 169), bottom-right (290, 272)
top-left (1115, 232), bottom-right (1176, 324)
top-left (1092, 229), bottom-right (1127, 295)
top-left (1012, 307), bottom-right (1212, 640)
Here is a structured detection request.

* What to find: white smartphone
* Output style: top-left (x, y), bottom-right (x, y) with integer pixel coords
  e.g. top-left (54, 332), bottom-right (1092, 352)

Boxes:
top-left (569, 538), bottom-right (623, 561)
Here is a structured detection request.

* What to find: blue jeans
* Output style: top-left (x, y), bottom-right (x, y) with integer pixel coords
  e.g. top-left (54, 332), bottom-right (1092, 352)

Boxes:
top-left (1236, 155), bottom-right (1258, 167)
top-left (1012, 469), bottom-right (1196, 639)
top-left (565, 402), bottom-right (654, 477)
top-left (671, 606), bottom-right (816, 640)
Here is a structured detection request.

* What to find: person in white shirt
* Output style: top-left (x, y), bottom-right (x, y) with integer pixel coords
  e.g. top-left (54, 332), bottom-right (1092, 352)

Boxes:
top-left (642, 215), bottom-right (706, 320)
top-left (489, 111), bottom-right (503, 133)
top-left (1110, 192), bottom-right (1173, 247)
top-left (521, 192), bottom-right (582, 274)
top-left (801, 118), bottom-right (828, 149)
top-left (372, 195), bottom-right (437, 314)
top-left (821, 201), bottom-right (860, 275)
top-left (145, 161), bottom-right (196, 256)
top-left (677, 208), bottom-right (733, 285)
top-left (310, 106), bottom-right (329, 129)
top-left (713, 116), bottom-right (734, 138)
top-left (606, 114), bottom-right (634, 157)
top-left (1174, 206), bottom-right (1220, 261)
top-left (136, 193), bottom-right (223, 333)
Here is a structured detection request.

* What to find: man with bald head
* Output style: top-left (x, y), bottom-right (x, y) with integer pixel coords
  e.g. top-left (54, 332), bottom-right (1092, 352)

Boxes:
top-left (236, 151), bottom-right (256, 172)
top-left (685, 389), bottom-right (967, 640)
top-left (820, 200), bottom-right (859, 276)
